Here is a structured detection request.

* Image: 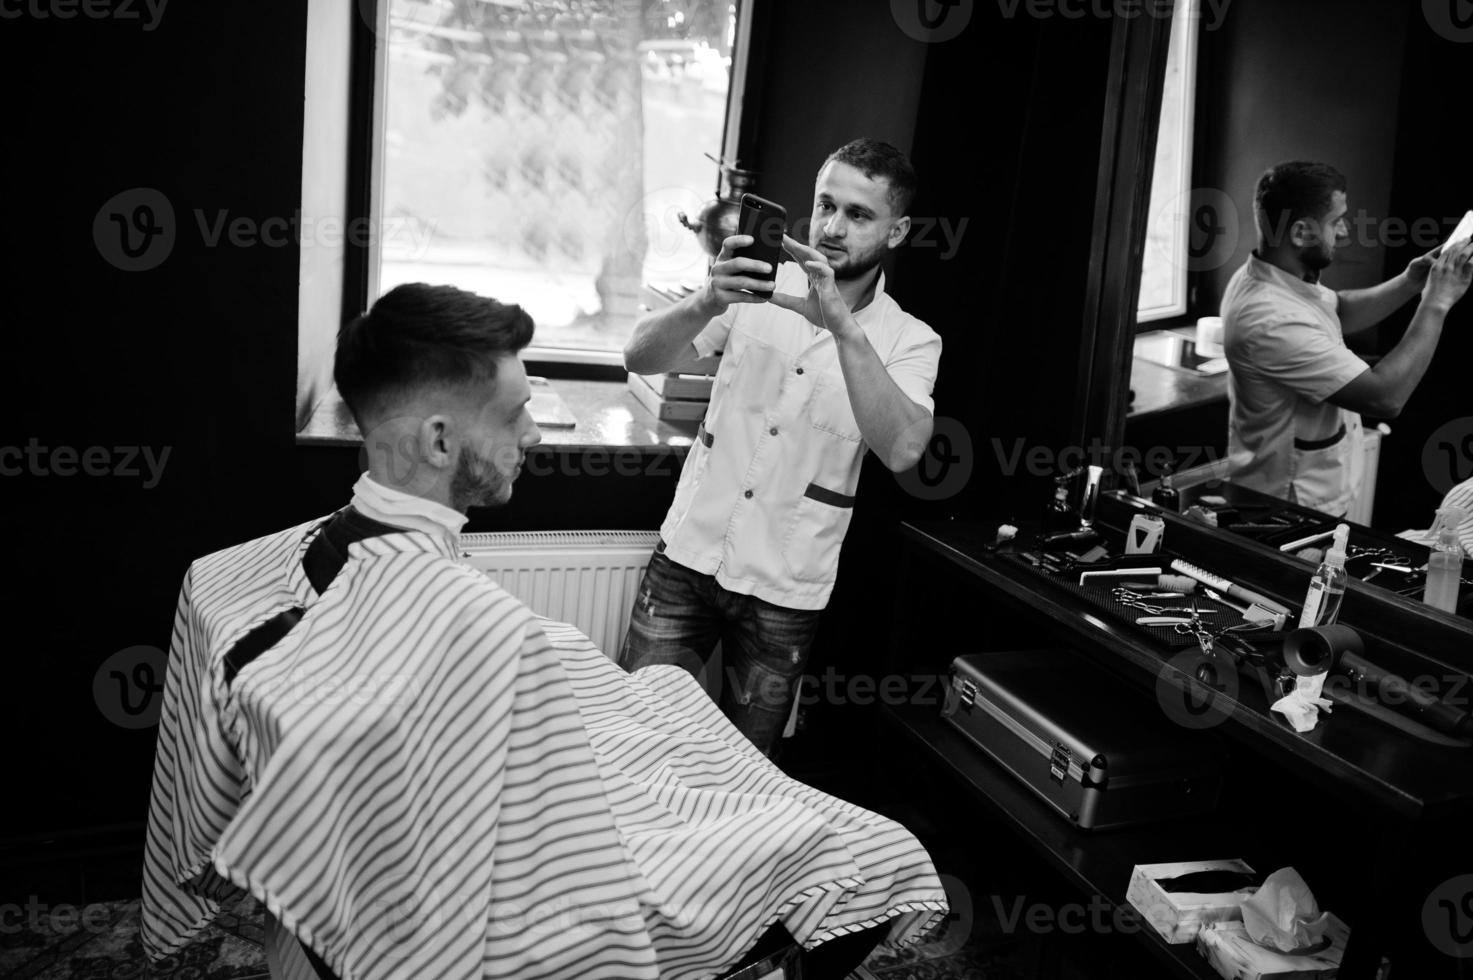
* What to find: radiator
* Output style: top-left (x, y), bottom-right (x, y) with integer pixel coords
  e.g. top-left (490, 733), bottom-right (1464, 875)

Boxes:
top-left (460, 530), bottom-right (659, 659)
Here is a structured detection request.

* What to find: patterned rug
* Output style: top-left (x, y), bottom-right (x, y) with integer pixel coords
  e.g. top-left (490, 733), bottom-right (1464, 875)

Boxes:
top-left (0, 893), bottom-right (1025, 979)
top-left (0, 895), bottom-right (269, 979)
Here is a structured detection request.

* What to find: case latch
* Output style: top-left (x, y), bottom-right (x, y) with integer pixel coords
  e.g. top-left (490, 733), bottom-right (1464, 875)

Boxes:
top-left (1049, 742), bottom-right (1072, 785)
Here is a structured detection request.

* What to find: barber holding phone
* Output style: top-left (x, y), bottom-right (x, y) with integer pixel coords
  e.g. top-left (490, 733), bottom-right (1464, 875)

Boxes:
top-left (619, 138), bottom-right (941, 756)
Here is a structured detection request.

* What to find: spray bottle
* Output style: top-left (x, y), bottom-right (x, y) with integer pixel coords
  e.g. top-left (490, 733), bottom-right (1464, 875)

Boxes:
top-left (1298, 523), bottom-right (1349, 629)
top-left (1424, 506), bottom-right (1467, 614)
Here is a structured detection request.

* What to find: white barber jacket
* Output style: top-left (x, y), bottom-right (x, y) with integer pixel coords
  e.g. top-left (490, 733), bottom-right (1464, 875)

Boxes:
top-left (1223, 254), bottom-right (1367, 515)
top-left (662, 264), bottom-right (942, 610)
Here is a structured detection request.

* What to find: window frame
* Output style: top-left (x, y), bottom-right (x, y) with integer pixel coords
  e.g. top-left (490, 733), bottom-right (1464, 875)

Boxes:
top-left (330, 0), bottom-right (753, 382)
top-left (1134, 0), bottom-right (1201, 331)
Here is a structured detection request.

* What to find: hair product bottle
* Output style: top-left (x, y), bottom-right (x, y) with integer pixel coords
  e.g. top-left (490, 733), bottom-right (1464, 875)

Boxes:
top-left (1424, 506), bottom-right (1467, 614)
top-left (1298, 523), bottom-right (1349, 629)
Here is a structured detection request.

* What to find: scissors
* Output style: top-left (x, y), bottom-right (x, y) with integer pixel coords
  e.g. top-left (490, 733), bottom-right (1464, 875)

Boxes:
top-left (1112, 587), bottom-right (1213, 616)
top-left (1346, 544), bottom-right (1399, 560)
top-left (1180, 598), bottom-right (1214, 655)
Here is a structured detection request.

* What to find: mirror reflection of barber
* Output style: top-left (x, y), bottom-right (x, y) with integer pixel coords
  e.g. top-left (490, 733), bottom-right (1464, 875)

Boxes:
top-left (1223, 161), bottom-right (1473, 516)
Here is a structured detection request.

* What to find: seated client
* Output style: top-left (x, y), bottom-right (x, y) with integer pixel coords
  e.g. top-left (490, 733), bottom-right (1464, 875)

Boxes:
top-left (140, 283), bottom-right (948, 980)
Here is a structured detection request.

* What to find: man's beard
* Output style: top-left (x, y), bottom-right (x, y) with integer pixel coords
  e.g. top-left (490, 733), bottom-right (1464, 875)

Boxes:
top-left (1300, 240), bottom-right (1335, 274)
top-left (450, 444), bottom-right (512, 511)
top-left (814, 239), bottom-right (887, 281)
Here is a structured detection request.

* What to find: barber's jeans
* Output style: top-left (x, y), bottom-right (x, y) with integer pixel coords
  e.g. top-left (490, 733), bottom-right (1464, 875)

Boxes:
top-left (617, 546), bottom-right (822, 757)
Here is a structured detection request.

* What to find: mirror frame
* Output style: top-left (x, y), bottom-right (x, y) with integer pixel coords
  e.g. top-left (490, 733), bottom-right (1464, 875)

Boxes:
top-left (1073, 11), bottom-right (1177, 487)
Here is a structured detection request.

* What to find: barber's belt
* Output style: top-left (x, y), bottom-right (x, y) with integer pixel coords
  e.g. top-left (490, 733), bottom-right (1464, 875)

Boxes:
top-left (1293, 423), bottom-right (1347, 452)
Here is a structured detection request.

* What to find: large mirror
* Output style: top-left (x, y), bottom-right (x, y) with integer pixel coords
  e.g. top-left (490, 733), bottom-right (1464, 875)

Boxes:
top-left (1124, 0), bottom-right (1472, 615)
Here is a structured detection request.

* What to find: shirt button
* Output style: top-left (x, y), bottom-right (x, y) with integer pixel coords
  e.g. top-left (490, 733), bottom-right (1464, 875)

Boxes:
top-left (795, 367), bottom-right (804, 375)
top-left (744, 489), bottom-right (753, 499)
top-left (769, 427), bottom-right (778, 436)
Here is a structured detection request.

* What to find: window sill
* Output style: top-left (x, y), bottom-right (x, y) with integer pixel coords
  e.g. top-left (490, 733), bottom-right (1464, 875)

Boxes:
top-left (297, 378), bottom-right (700, 453)
top-left (1127, 326), bottom-right (1229, 419)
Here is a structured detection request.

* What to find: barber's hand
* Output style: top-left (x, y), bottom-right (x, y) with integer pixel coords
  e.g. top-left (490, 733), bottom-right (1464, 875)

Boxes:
top-left (699, 235), bottom-right (774, 314)
top-left (1421, 238), bottom-right (1473, 312)
top-left (1405, 244), bottom-right (1441, 286)
top-left (768, 234), bottom-right (855, 336)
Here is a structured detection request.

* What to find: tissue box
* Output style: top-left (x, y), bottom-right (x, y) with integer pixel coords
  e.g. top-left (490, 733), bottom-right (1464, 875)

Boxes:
top-left (1196, 913), bottom-right (1348, 979)
top-left (1127, 859), bottom-right (1256, 944)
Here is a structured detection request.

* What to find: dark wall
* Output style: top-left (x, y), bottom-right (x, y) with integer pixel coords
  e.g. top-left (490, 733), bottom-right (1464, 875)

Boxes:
top-left (3, 4), bottom-right (312, 843)
top-left (739, 0), bottom-right (929, 221)
top-left (1194, 0), bottom-right (1407, 314)
top-left (1374, 12), bottom-right (1473, 533)
top-left (890, 6), bottom-right (1116, 520)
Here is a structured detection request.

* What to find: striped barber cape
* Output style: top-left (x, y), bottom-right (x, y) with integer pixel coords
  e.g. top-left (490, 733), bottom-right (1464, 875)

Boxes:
top-left (142, 514), bottom-right (947, 979)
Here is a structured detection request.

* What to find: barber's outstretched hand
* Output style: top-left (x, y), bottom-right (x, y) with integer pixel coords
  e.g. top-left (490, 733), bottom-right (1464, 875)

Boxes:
top-left (1421, 238), bottom-right (1473, 312)
top-left (768, 234), bottom-right (853, 335)
top-left (700, 235), bottom-right (774, 313)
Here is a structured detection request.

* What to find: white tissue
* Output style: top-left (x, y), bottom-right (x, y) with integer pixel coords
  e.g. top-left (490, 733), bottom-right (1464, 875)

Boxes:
top-left (1240, 868), bottom-right (1332, 954)
top-left (1271, 671), bottom-right (1334, 732)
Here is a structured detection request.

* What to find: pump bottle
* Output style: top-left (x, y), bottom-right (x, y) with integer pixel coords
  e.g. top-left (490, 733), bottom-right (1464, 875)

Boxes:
top-left (1424, 506), bottom-right (1467, 614)
top-left (1042, 477), bottom-right (1075, 533)
top-left (1298, 523), bottom-right (1349, 629)
top-left (1152, 466), bottom-right (1180, 513)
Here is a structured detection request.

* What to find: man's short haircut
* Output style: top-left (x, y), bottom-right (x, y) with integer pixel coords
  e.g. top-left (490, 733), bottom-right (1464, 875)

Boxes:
top-left (335, 283), bottom-right (535, 426)
top-left (1254, 161), bottom-right (1347, 248)
top-left (823, 138), bottom-right (918, 217)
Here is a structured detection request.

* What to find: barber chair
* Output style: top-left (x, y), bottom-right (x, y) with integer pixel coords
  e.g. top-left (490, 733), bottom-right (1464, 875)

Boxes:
top-left (720, 941), bottom-right (804, 979)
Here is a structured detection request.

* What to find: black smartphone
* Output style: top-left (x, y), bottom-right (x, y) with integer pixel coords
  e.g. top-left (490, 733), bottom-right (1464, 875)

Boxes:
top-left (733, 193), bottom-right (787, 293)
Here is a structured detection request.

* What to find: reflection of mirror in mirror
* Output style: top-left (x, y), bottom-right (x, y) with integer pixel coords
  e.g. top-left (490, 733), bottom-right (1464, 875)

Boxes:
top-left (1123, 0), bottom-right (1472, 541)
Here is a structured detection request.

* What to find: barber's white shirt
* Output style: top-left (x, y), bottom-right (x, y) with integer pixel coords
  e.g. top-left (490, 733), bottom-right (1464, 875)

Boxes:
top-left (1223, 254), bottom-right (1368, 514)
top-left (660, 264), bottom-right (941, 610)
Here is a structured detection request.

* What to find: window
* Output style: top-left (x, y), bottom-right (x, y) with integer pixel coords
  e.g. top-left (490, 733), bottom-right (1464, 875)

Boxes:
top-left (1136, 0), bottom-right (1199, 323)
top-left (373, 0), bottom-right (743, 363)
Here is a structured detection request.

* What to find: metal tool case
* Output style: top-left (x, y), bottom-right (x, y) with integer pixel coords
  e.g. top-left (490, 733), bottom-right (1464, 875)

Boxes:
top-left (943, 649), bottom-right (1224, 830)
